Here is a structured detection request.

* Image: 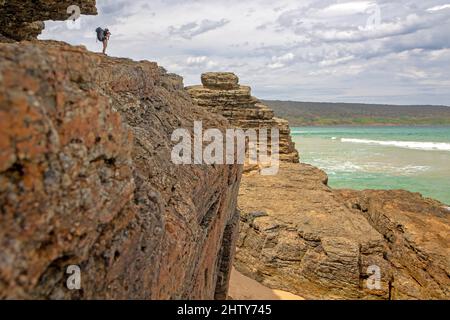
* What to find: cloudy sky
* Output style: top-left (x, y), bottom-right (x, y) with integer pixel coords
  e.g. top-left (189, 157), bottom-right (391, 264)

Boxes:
top-left (40, 0), bottom-right (450, 105)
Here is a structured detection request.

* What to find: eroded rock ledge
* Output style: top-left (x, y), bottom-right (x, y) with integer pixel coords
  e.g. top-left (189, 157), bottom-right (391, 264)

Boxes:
top-left (183, 71), bottom-right (449, 300)
top-left (0, 40), bottom-right (242, 299)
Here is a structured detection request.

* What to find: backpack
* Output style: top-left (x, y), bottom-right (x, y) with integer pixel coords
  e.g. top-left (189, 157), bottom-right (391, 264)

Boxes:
top-left (96, 27), bottom-right (105, 42)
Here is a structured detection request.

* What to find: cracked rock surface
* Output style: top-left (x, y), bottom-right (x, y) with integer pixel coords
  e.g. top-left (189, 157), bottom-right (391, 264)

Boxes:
top-left (0, 40), bottom-right (242, 299)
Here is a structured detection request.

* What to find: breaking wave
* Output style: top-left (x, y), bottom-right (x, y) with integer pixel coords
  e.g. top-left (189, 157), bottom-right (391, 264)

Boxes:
top-left (341, 138), bottom-right (450, 151)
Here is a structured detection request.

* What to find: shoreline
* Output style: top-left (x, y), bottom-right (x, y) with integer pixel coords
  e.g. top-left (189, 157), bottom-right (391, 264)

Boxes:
top-left (228, 268), bottom-right (304, 300)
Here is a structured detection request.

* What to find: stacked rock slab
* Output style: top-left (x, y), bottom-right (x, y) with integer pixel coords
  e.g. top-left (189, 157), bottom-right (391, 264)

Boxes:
top-left (187, 73), bottom-right (300, 165)
top-left (0, 0), bottom-right (97, 41)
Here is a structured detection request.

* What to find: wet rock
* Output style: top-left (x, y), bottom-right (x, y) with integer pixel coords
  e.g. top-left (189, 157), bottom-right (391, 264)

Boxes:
top-left (0, 40), bottom-right (242, 300)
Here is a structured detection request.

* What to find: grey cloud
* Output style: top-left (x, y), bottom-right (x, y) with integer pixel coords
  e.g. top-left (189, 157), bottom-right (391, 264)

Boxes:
top-left (39, 0), bottom-right (450, 105)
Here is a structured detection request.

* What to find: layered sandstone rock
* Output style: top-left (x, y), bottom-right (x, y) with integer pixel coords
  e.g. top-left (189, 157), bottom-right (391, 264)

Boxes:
top-left (0, 0), bottom-right (97, 41)
top-left (0, 40), bottom-right (242, 299)
top-left (187, 73), bottom-right (300, 165)
top-left (235, 163), bottom-right (449, 300)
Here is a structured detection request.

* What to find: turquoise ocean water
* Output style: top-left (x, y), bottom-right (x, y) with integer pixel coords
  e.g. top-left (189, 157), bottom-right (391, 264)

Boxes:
top-left (291, 127), bottom-right (450, 205)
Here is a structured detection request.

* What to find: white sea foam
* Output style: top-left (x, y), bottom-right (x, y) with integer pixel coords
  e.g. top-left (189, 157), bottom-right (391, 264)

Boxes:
top-left (341, 138), bottom-right (450, 151)
top-left (313, 159), bottom-right (431, 175)
top-left (331, 137), bottom-right (337, 140)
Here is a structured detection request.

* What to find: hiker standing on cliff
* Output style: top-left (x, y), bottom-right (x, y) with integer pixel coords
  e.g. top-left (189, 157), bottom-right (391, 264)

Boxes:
top-left (96, 27), bottom-right (111, 55)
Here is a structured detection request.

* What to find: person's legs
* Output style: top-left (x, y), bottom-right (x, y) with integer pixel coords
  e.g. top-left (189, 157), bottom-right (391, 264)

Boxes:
top-left (102, 39), bottom-right (108, 54)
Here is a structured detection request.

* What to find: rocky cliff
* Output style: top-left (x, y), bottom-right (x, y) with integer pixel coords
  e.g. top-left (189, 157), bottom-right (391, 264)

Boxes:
top-left (187, 73), bottom-right (299, 165)
top-left (0, 0), bottom-right (97, 41)
top-left (235, 163), bottom-right (449, 299)
top-left (0, 40), bottom-right (242, 299)
top-left (1, 2), bottom-right (448, 301)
